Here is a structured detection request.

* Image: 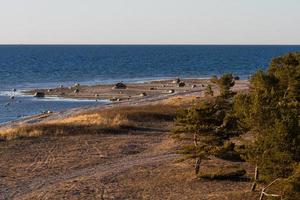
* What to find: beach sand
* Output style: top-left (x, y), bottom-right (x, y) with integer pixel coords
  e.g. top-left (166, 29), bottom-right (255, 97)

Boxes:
top-left (24, 78), bottom-right (249, 101)
top-left (0, 78), bottom-right (259, 200)
top-left (5, 78), bottom-right (249, 127)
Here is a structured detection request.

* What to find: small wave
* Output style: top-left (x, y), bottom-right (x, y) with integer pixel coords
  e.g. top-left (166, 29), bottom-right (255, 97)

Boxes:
top-left (30, 96), bottom-right (109, 103)
top-left (0, 90), bottom-right (26, 97)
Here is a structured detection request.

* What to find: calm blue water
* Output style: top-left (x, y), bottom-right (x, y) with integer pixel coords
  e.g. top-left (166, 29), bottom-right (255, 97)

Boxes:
top-left (1, 45), bottom-right (300, 124)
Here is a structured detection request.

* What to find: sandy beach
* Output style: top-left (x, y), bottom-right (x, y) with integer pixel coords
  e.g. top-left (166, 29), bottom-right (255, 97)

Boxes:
top-left (25, 78), bottom-right (249, 100)
top-left (3, 78), bottom-right (249, 127)
top-left (0, 78), bottom-right (259, 200)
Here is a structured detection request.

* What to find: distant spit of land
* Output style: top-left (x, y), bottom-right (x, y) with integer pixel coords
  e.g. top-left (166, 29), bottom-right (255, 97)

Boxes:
top-left (0, 78), bottom-right (258, 200)
top-left (12, 78), bottom-right (249, 126)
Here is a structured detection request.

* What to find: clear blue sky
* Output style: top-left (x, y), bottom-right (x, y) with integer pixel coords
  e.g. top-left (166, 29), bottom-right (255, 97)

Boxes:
top-left (0, 0), bottom-right (299, 44)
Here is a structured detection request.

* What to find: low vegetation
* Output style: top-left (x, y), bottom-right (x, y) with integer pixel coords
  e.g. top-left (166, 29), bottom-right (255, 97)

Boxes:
top-left (173, 73), bottom-right (242, 177)
top-left (235, 53), bottom-right (300, 199)
top-left (173, 53), bottom-right (300, 199)
top-left (199, 166), bottom-right (246, 180)
top-left (0, 101), bottom-right (185, 141)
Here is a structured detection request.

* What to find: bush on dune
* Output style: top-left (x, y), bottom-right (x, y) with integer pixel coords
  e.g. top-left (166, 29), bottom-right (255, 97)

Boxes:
top-left (233, 53), bottom-right (300, 199)
top-left (173, 53), bottom-right (299, 199)
top-left (173, 74), bottom-right (242, 177)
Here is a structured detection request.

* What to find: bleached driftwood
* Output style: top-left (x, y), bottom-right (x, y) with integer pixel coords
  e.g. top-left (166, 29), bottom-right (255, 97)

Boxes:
top-left (259, 179), bottom-right (282, 200)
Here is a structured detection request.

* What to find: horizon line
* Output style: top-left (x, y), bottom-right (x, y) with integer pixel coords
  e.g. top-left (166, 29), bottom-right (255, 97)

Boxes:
top-left (0, 43), bottom-right (300, 46)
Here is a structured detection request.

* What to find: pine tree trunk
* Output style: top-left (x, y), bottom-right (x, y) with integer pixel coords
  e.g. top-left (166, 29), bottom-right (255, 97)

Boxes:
top-left (251, 165), bottom-right (258, 191)
top-left (193, 134), bottom-right (201, 176)
top-left (195, 157), bottom-right (201, 175)
top-left (193, 134), bottom-right (198, 147)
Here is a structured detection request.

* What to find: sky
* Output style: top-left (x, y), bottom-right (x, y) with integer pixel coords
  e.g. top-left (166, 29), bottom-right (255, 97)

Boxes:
top-left (0, 0), bottom-right (299, 44)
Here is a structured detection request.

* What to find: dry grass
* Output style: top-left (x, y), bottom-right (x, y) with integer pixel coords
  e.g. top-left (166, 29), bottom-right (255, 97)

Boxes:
top-left (48, 113), bottom-right (129, 127)
top-left (0, 98), bottom-right (189, 141)
top-left (0, 112), bottom-right (129, 141)
top-left (0, 127), bottom-right (43, 140)
top-left (161, 96), bottom-right (201, 106)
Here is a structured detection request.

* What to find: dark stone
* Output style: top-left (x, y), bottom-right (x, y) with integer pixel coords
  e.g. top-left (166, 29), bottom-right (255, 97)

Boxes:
top-left (34, 92), bottom-right (45, 98)
top-left (168, 89), bottom-right (175, 94)
top-left (139, 92), bottom-right (147, 97)
top-left (234, 76), bottom-right (240, 80)
top-left (178, 81), bottom-right (185, 87)
top-left (112, 82), bottom-right (127, 89)
top-left (172, 78), bottom-right (181, 84)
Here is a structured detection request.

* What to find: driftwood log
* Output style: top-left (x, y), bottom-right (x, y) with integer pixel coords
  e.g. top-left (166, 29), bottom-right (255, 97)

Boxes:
top-left (259, 179), bottom-right (282, 200)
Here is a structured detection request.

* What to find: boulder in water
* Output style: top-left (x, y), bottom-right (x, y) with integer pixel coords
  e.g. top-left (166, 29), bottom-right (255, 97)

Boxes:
top-left (42, 110), bottom-right (53, 114)
top-left (34, 92), bottom-right (45, 98)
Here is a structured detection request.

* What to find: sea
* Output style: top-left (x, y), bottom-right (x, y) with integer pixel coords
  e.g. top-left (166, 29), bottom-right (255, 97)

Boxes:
top-left (1, 45), bottom-right (300, 124)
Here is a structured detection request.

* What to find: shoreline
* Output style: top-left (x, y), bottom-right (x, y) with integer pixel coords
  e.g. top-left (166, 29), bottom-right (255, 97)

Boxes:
top-left (23, 77), bottom-right (249, 100)
top-left (0, 78), bottom-right (249, 129)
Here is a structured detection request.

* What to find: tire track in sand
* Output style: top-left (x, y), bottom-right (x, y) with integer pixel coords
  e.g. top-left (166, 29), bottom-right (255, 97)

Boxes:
top-left (5, 152), bottom-right (178, 200)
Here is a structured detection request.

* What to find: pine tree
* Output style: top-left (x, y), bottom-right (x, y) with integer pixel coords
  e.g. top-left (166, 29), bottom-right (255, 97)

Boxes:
top-left (204, 84), bottom-right (214, 97)
top-left (173, 74), bottom-right (238, 176)
top-left (233, 53), bottom-right (300, 187)
top-left (211, 74), bottom-right (235, 97)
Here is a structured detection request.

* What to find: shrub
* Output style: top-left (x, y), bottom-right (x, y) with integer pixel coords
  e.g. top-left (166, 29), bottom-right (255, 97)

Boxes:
top-left (204, 84), bottom-right (214, 97)
top-left (233, 53), bottom-right (300, 184)
top-left (211, 74), bottom-right (235, 97)
top-left (173, 79), bottom-right (239, 176)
